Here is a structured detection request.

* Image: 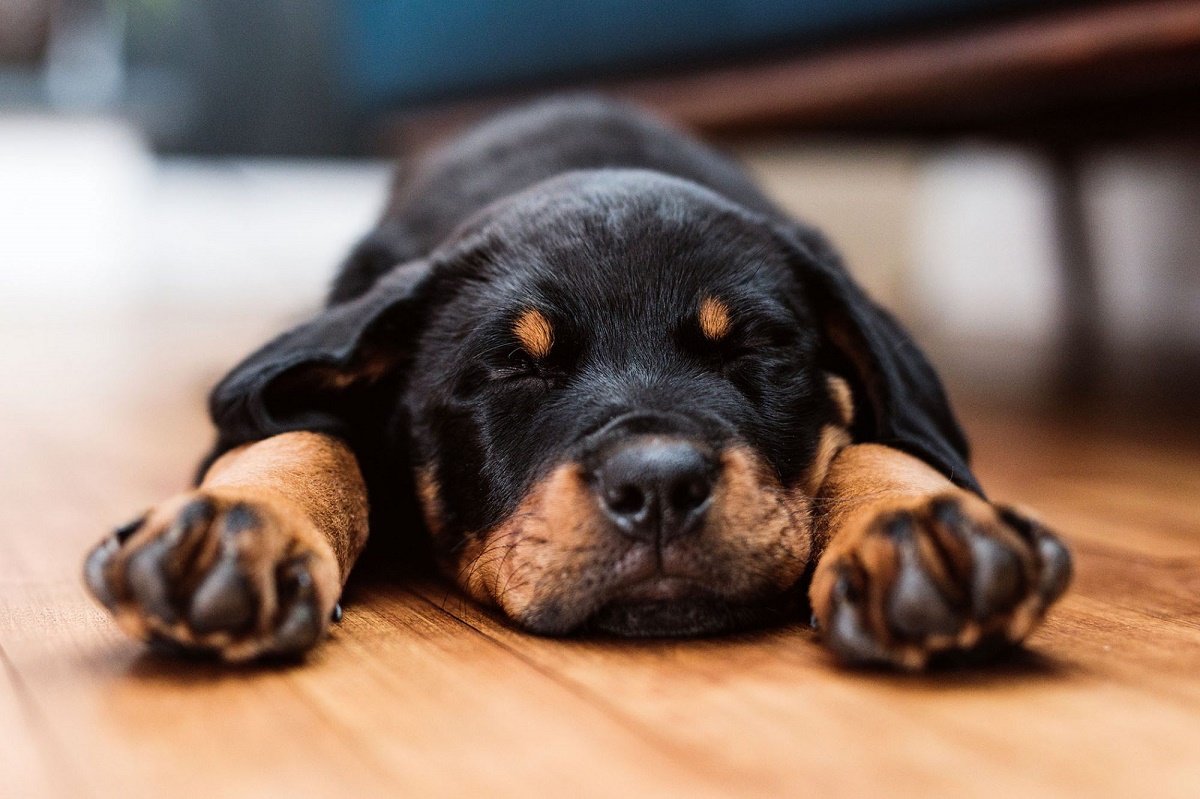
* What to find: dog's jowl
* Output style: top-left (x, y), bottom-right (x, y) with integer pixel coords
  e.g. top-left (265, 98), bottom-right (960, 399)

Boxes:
top-left (84, 97), bottom-right (1071, 669)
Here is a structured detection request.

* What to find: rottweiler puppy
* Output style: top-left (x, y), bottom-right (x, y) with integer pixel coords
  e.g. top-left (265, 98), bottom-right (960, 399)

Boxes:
top-left (84, 97), bottom-right (1071, 669)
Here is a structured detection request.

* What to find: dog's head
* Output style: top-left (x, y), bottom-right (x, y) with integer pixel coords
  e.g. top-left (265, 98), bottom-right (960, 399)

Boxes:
top-left (210, 169), bottom-right (973, 636)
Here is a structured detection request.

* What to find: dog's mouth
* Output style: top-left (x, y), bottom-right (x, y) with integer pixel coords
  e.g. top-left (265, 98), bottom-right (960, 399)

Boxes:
top-left (606, 575), bottom-right (706, 603)
top-left (586, 576), bottom-right (796, 637)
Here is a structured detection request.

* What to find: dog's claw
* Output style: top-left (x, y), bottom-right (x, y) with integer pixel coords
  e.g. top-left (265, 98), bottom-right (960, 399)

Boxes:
top-left (113, 513), bottom-right (148, 544)
top-left (126, 537), bottom-right (178, 623)
top-left (1036, 530), bottom-right (1072, 604)
top-left (84, 536), bottom-right (121, 609)
top-left (827, 573), bottom-right (896, 666)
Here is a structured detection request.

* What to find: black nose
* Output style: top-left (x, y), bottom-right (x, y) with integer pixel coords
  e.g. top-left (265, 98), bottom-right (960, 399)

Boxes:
top-left (594, 438), bottom-right (715, 544)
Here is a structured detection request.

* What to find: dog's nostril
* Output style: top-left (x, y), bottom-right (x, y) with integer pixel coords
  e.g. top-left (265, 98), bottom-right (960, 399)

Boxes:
top-left (605, 484), bottom-right (647, 517)
top-left (670, 476), bottom-right (711, 513)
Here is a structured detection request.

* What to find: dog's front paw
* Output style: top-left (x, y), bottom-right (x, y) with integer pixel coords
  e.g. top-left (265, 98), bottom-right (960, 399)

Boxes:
top-left (810, 492), bottom-right (1071, 670)
top-left (84, 489), bottom-right (341, 661)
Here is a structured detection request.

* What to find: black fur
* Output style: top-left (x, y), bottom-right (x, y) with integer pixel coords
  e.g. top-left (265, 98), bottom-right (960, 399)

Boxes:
top-left (206, 96), bottom-right (978, 629)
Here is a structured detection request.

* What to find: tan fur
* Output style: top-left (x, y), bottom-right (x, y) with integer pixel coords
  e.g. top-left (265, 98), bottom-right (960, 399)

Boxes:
top-left (313, 354), bottom-right (395, 390)
top-left (513, 308), bottom-right (554, 359)
top-left (698, 296), bottom-right (731, 341)
top-left (415, 466), bottom-right (445, 537)
top-left (452, 462), bottom-right (598, 617)
top-left (803, 424), bottom-right (852, 496)
top-left (87, 432), bottom-right (369, 661)
top-left (452, 444), bottom-right (812, 626)
top-left (818, 444), bottom-right (951, 521)
top-left (790, 374), bottom-right (856, 502)
top-left (810, 443), bottom-right (955, 561)
top-left (705, 445), bottom-right (813, 591)
top-left (809, 443), bottom-right (1050, 669)
top-left (204, 432), bottom-right (369, 577)
top-left (826, 373), bottom-right (855, 428)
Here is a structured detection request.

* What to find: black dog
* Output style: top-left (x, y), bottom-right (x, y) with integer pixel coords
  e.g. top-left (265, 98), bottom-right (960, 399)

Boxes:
top-left (84, 97), bottom-right (1071, 669)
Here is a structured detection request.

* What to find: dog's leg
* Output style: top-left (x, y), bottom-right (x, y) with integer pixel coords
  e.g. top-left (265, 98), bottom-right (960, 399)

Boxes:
top-left (84, 432), bottom-right (368, 661)
top-left (809, 444), bottom-right (1072, 670)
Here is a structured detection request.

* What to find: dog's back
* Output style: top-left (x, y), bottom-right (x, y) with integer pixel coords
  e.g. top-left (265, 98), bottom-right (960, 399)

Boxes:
top-left (330, 96), bottom-right (784, 303)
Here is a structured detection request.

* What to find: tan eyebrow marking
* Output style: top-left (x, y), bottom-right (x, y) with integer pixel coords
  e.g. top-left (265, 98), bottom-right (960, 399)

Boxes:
top-left (513, 308), bottom-right (554, 359)
top-left (698, 296), bottom-right (731, 341)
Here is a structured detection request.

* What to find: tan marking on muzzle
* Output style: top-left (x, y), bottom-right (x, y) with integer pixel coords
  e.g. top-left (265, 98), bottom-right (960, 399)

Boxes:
top-left (706, 445), bottom-right (815, 592)
top-left (449, 444), bottom-right (819, 630)
top-left (450, 463), bottom-right (600, 622)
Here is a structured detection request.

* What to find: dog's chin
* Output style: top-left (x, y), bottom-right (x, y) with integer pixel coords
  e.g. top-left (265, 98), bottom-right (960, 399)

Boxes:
top-left (586, 586), bottom-right (802, 637)
top-left (587, 597), bottom-right (754, 637)
top-left (515, 576), bottom-right (807, 638)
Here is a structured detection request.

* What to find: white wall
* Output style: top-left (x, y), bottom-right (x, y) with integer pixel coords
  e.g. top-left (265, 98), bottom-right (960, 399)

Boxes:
top-left (743, 137), bottom-right (1200, 397)
top-left (910, 143), bottom-right (1200, 394)
top-left (0, 114), bottom-right (390, 318)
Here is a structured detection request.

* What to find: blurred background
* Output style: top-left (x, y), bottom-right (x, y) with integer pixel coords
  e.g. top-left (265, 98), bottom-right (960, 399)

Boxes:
top-left (3, 0), bottom-right (1199, 417)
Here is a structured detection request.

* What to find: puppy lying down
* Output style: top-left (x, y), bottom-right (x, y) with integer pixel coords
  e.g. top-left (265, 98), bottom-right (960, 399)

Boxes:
top-left (84, 97), bottom-right (1071, 669)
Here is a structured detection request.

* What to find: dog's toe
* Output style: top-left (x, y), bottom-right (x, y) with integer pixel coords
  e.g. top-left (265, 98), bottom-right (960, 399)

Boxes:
top-left (188, 557), bottom-right (257, 634)
top-left (126, 536), bottom-right (180, 622)
top-left (885, 518), bottom-right (960, 641)
top-left (271, 556), bottom-right (324, 655)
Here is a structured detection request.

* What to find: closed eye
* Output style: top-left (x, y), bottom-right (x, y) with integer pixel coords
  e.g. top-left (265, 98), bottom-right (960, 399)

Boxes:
top-left (487, 343), bottom-right (573, 386)
top-left (486, 347), bottom-right (542, 380)
top-left (743, 320), bottom-right (801, 352)
top-left (681, 314), bottom-right (801, 366)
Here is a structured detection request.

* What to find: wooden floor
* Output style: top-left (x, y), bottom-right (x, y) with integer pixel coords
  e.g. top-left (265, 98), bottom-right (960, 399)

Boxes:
top-left (2, 313), bottom-right (1198, 799)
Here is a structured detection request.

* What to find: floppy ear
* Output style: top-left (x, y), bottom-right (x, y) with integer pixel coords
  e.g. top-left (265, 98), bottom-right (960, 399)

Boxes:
top-left (777, 222), bottom-right (983, 496)
top-left (207, 260), bottom-right (434, 456)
